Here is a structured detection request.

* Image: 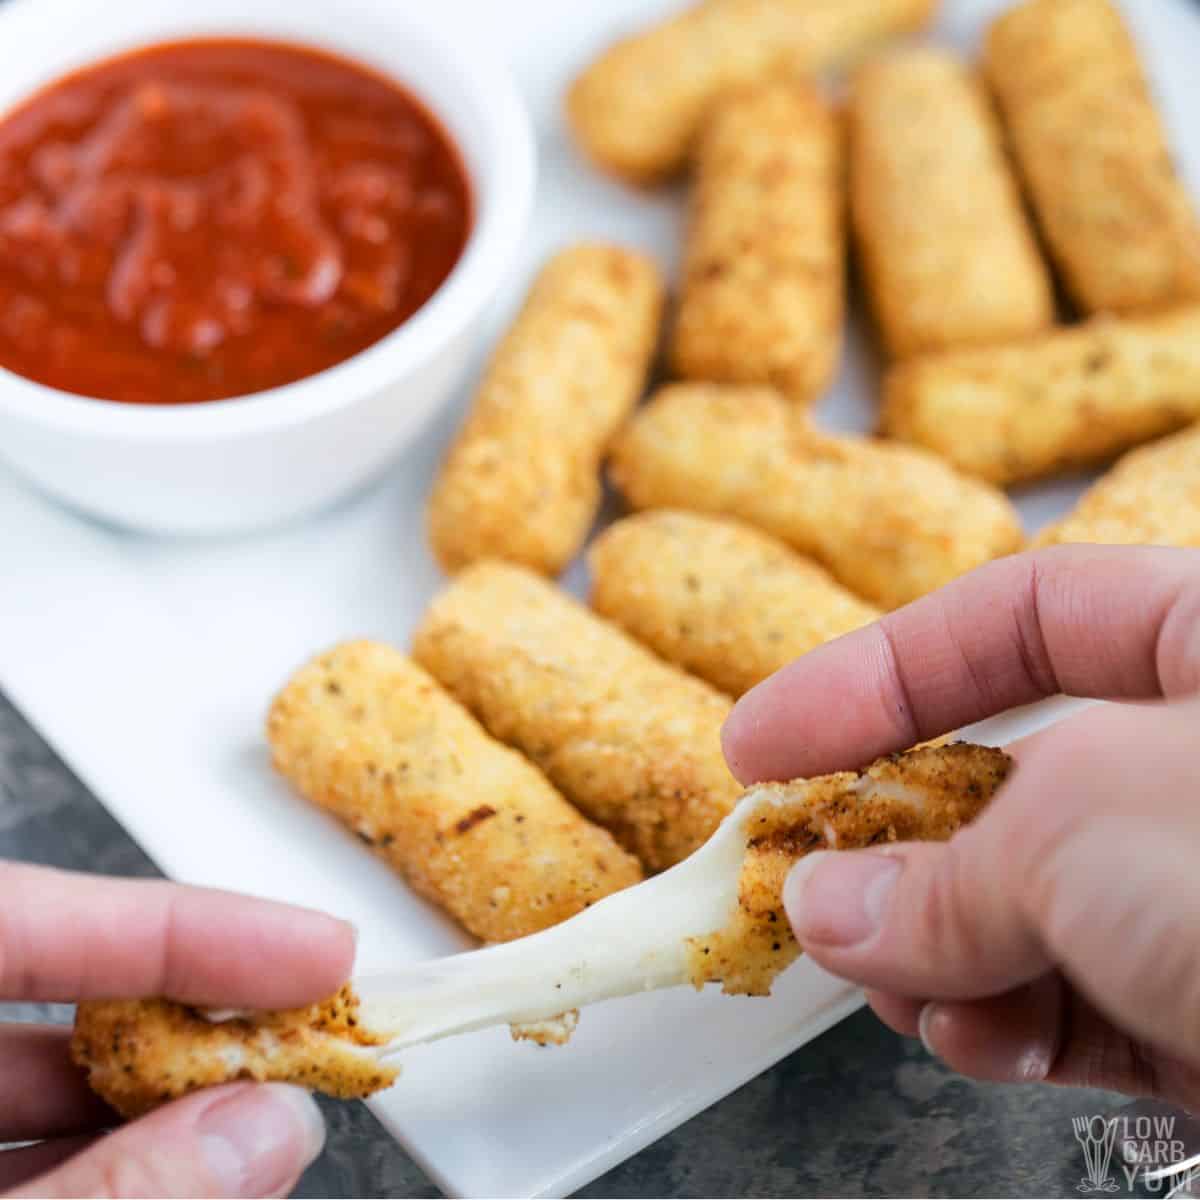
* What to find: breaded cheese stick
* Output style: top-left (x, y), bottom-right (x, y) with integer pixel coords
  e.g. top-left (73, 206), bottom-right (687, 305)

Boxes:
top-left (567, 0), bottom-right (937, 186)
top-left (267, 642), bottom-right (642, 942)
top-left (882, 306), bottom-right (1200, 486)
top-left (984, 0), bottom-right (1200, 315)
top-left (412, 563), bottom-right (740, 871)
top-left (608, 384), bottom-right (1023, 611)
top-left (849, 48), bottom-right (1054, 358)
top-left (427, 244), bottom-right (664, 576)
top-left (72, 986), bottom-right (395, 1119)
top-left (588, 510), bottom-right (879, 697)
top-left (670, 81), bottom-right (842, 405)
top-left (689, 743), bottom-right (1012, 995)
top-left (1035, 424), bottom-right (1200, 549)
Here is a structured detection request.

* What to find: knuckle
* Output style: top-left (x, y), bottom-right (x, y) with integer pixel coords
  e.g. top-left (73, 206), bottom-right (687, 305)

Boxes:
top-left (910, 841), bottom-right (986, 972)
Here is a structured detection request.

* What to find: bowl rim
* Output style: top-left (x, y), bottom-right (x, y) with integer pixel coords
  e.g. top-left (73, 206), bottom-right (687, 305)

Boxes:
top-left (0, 3), bottom-right (536, 442)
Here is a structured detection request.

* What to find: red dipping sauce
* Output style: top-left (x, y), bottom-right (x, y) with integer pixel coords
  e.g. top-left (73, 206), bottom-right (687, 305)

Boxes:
top-left (0, 39), bottom-right (472, 404)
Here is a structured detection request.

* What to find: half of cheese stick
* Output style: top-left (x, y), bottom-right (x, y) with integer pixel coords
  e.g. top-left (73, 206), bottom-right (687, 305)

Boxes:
top-left (567, 0), bottom-right (937, 186)
top-left (427, 244), bottom-right (664, 576)
top-left (609, 383), bottom-right (1024, 611)
top-left (267, 642), bottom-right (643, 944)
top-left (72, 743), bottom-right (1012, 1117)
top-left (1035, 424), bottom-right (1200, 549)
top-left (589, 510), bottom-right (879, 697)
top-left (670, 81), bottom-right (843, 405)
top-left (848, 48), bottom-right (1054, 358)
top-left (413, 562), bottom-right (740, 872)
top-left (882, 306), bottom-right (1200, 486)
top-left (984, 0), bottom-right (1200, 315)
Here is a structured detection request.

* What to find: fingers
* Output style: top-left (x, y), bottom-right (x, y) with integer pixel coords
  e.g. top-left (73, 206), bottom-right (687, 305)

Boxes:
top-left (5, 1083), bottom-right (325, 1200)
top-left (0, 1026), bottom-right (115, 1141)
top-left (784, 697), bottom-right (1200, 1064)
top-left (898, 976), bottom-right (1200, 1107)
top-left (0, 863), bottom-right (356, 1007)
top-left (723, 544), bottom-right (1200, 783)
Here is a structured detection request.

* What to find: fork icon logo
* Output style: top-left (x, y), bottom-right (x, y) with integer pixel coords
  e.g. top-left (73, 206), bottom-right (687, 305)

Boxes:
top-left (1074, 1116), bottom-right (1121, 1193)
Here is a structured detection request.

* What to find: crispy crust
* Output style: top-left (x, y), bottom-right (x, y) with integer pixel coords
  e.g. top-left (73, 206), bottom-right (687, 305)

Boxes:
top-left (412, 562), bottom-right (740, 872)
top-left (670, 81), bottom-right (843, 404)
top-left (848, 48), bottom-right (1054, 358)
top-left (426, 244), bottom-right (664, 576)
top-left (608, 383), bottom-right (1024, 610)
top-left (882, 307), bottom-right (1200, 485)
top-left (71, 986), bottom-right (395, 1119)
top-left (1035, 423), bottom-right (1200, 548)
top-left (267, 643), bottom-right (642, 943)
top-left (984, 0), bottom-right (1200, 315)
top-left (566, 0), bottom-right (938, 186)
top-left (687, 744), bottom-right (1012, 996)
top-left (588, 510), bottom-right (879, 697)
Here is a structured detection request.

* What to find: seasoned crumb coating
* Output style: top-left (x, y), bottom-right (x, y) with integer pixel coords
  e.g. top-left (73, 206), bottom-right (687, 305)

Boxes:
top-left (984, 0), bottom-right (1200, 315)
top-left (268, 642), bottom-right (642, 944)
top-left (412, 562), bottom-right (740, 871)
top-left (688, 744), bottom-right (1012, 996)
top-left (670, 81), bottom-right (842, 404)
top-left (71, 985), bottom-right (395, 1119)
top-left (608, 383), bottom-right (1024, 610)
top-left (589, 510), bottom-right (879, 696)
top-left (427, 244), bottom-right (664, 576)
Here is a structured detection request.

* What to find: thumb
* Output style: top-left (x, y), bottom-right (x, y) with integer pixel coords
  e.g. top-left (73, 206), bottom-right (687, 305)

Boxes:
top-left (9, 1083), bottom-right (325, 1199)
top-left (782, 698), bottom-right (1200, 1061)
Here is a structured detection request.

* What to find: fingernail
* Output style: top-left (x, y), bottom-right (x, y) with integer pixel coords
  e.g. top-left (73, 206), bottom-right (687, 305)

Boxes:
top-left (919, 995), bottom-right (1058, 1083)
top-left (199, 1084), bottom-right (325, 1197)
top-left (918, 1001), bottom-right (941, 1059)
top-left (784, 852), bottom-right (901, 947)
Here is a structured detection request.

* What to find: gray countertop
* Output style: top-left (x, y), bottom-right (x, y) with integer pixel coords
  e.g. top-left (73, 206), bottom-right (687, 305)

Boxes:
top-left (1, 688), bottom-right (1125, 1198)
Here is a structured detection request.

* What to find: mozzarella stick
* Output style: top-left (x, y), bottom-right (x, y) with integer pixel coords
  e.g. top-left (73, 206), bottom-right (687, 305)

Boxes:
top-left (848, 49), bottom-right (1054, 358)
top-left (1035, 424), bottom-right (1200, 549)
top-left (670, 81), bottom-right (842, 405)
top-left (267, 642), bottom-right (642, 942)
top-left (984, 0), bottom-right (1200, 315)
top-left (588, 510), bottom-right (879, 697)
top-left (882, 306), bottom-right (1200, 486)
top-left (412, 562), bottom-right (740, 871)
top-left (608, 383), bottom-right (1023, 610)
top-left (72, 987), bottom-right (395, 1119)
top-left (567, 0), bottom-right (937, 186)
top-left (427, 244), bottom-right (664, 576)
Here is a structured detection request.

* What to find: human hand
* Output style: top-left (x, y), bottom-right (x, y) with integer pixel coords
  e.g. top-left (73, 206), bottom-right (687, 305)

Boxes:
top-left (0, 864), bottom-right (355, 1198)
top-left (722, 544), bottom-right (1200, 1105)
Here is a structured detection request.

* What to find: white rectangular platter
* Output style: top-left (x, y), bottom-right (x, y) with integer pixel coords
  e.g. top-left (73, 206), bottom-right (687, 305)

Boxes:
top-left (0, 1), bottom-right (1197, 1195)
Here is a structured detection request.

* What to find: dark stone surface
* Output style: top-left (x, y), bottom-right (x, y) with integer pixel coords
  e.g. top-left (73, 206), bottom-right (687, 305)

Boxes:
top-left (1, 688), bottom-right (1123, 1198)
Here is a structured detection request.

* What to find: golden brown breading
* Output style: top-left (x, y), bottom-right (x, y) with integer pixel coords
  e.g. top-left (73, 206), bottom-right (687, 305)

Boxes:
top-left (567, 0), bottom-right (938, 186)
top-left (670, 81), bottom-right (842, 405)
top-left (882, 307), bottom-right (1200, 486)
top-left (688, 744), bottom-right (1012, 996)
top-left (608, 383), bottom-right (1024, 611)
top-left (426, 244), bottom-right (665, 576)
top-left (1035, 424), bottom-right (1200, 548)
top-left (848, 48), bottom-right (1054, 358)
top-left (71, 986), bottom-right (395, 1119)
top-left (411, 562), bottom-right (740, 872)
top-left (984, 0), bottom-right (1200, 315)
top-left (588, 510), bottom-right (879, 697)
top-left (267, 643), bottom-right (642, 943)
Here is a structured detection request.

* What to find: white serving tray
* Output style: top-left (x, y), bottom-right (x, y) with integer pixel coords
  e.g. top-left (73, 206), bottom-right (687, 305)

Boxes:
top-left (0, 1), bottom-right (1196, 1195)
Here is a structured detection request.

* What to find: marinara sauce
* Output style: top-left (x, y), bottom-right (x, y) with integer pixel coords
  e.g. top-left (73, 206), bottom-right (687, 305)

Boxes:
top-left (0, 40), bottom-right (472, 404)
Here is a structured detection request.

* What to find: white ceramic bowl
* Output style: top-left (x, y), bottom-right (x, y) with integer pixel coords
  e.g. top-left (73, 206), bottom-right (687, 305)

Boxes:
top-left (0, 0), bottom-right (535, 535)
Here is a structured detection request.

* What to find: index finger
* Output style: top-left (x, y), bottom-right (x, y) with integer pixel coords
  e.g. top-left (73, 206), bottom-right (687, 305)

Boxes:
top-left (1, 863), bottom-right (356, 1008)
top-left (722, 545), bottom-right (1200, 783)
